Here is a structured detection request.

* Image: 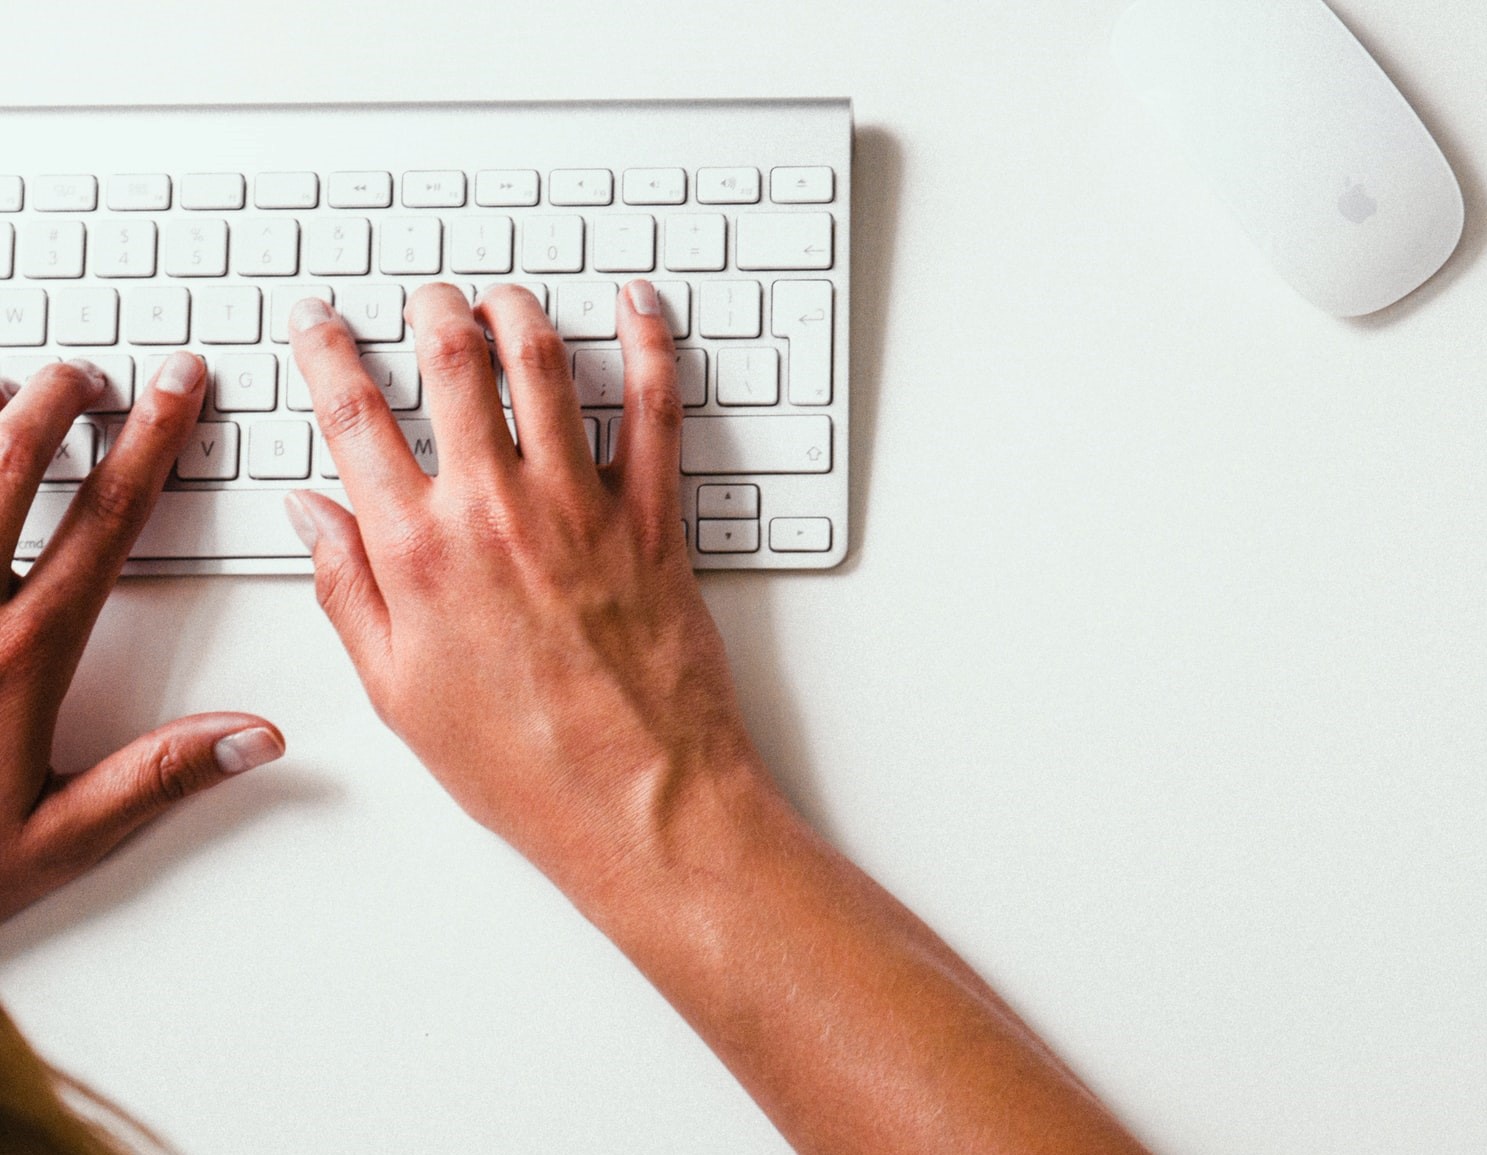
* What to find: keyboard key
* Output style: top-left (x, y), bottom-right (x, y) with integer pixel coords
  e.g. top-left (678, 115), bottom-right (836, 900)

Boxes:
top-left (195, 286), bottom-right (262, 344)
top-left (593, 215), bottom-right (656, 273)
top-left (107, 174), bottom-right (172, 211)
top-left (475, 169), bottom-right (539, 207)
top-left (180, 173), bottom-right (245, 211)
top-left (400, 419), bottom-right (438, 474)
top-left (93, 219), bottom-right (158, 278)
top-left (255, 172), bottom-right (319, 209)
top-left (450, 217), bottom-right (514, 274)
top-left (556, 282), bottom-right (617, 339)
top-left (521, 216), bottom-right (584, 273)
top-left (248, 420), bottom-right (312, 479)
top-left (696, 167), bottom-right (760, 204)
top-left (771, 279), bottom-right (833, 405)
top-left (402, 171), bottom-right (466, 208)
top-left (664, 214), bottom-right (725, 273)
top-left (379, 217), bottom-right (442, 274)
top-left (0, 223), bottom-right (11, 278)
top-left (21, 221), bottom-right (86, 279)
top-left (68, 354), bottom-right (133, 412)
top-left (328, 171), bottom-right (393, 209)
top-left (177, 422), bottom-right (240, 480)
top-left (0, 177), bottom-right (22, 213)
top-left (623, 168), bottom-right (686, 206)
top-left (214, 353), bottom-right (277, 411)
top-left (698, 519), bottom-right (759, 553)
top-left (164, 219), bottom-right (229, 277)
top-left (237, 218), bottom-right (300, 276)
top-left (361, 351), bottom-right (420, 410)
top-left (16, 487), bottom-right (327, 560)
top-left (270, 285), bottom-right (334, 344)
top-left (125, 286), bottom-right (190, 344)
top-left (307, 217), bottom-right (372, 276)
top-left (680, 415), bottom-right (832, 475)
top-left (698, 484), bottom-right (759, 519)
top-left (0, 289), bottom-right (48, 345)
top-left (33, 176), bottom-right (98, 212)
top-left (769, 517), bottom-right (832, 552)
top-left (698, 280), bottom-right (761, 338)
top-left (716, 347), bottom-right (779, 406)
top-left (51, 288), bottom-right (120, 346)
top-left (676, 348), bottom-right (706, 406)
top-left (44, 423), bottom-right (96, 480)
top-left (338, 283), bottom-right (405, 342)
top-left (573, 349), bottom-right (625, 406)
top-left (549, 169), bottom-right (613, 206)
top-left (770, 166), bottom-right (835, 204)
top-left (652, 281), bottom-right (690, 338)
top-left (736, 212), bottom-right (833, 270)
top-left (0, 355), bottom-right (57, 383)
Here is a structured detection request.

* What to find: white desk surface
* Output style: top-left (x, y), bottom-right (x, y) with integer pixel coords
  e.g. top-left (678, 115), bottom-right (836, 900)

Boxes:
top-left (2, 2), bottom-right (1483, 1152)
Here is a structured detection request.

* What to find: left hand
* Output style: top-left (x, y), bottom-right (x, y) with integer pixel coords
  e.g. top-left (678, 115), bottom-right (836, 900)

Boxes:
top-left (0, 352), bottom-right (284, 922)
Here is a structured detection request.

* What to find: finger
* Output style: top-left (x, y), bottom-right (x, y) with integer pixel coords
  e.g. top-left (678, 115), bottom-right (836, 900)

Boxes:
top-left (287, 297), bottom-right (430, 539)
top-left (476, 285), bottom-right (596, 480)
top-left (0, 360), bottom-right (109, 566)
top-left (17, 352), bottom-right (204, 626)
top-left (405, 283), bottom-right (516, 485)
top-left (284, 490), bottom-right (393, 681)
top-left (609, 281), bottom-right (684, 530)
top-left (18, 713), bottom-right (283, 908)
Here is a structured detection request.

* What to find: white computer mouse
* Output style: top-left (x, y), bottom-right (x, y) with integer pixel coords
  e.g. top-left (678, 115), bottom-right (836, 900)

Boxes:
top-left (1113, 0), bottom-right (1464, 317)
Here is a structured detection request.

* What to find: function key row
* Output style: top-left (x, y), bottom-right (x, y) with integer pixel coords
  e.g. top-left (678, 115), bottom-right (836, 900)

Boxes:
top-left (0, 167), bottom-right (835, 214)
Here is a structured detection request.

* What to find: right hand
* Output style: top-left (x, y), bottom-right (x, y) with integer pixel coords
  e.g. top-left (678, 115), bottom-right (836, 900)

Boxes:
top-left (284, 282), bottom-right (766, 899)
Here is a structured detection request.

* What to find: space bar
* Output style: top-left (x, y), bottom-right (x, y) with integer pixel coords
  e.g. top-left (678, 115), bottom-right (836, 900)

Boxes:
top-left (15, 489), bottom-right (345, 560)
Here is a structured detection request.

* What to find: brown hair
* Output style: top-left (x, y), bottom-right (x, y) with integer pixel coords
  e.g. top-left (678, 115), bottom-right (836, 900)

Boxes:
top-left (0, 1004), bottom-right (168, 1155)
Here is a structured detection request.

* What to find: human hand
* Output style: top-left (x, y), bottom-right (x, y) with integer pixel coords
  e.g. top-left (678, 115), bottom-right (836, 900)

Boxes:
top-left (284, 282), bottom-right (765, 902)
top-left (0, 354), bottom-right (285, 922)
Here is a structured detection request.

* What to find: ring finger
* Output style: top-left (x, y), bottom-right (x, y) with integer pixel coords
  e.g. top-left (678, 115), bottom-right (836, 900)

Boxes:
top-left (0, 361), bottom-right (108, 567)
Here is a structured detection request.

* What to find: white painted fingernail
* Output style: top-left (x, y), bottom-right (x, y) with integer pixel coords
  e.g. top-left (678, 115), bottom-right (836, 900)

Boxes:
top-left (66, 359), bottom-right (109, 400)
top-left (213, 727), bottom-right (284, 775)
top-left (628, 280), bottom-right (660, 316)
top-left (0, 377), bottom-right (20, 400)
top-left (283, 492), bottom-right (321, 552)
top-left (290, 296), bottom-right (335, 334)
top-left (154, 350), bottom-right (203, 396)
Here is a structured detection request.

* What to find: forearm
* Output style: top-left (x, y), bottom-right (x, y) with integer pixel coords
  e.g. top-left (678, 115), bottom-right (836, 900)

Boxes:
top-left (581, 757), bottom-right (1150, 1155)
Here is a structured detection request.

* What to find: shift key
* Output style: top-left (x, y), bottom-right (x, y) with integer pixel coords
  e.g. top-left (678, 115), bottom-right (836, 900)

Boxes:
top-left (681, 415), bottom-right (832, 475)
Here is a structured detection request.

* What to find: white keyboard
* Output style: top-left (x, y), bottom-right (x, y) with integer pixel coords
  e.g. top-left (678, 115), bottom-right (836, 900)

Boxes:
top-left (0, 100), bottom-right (851, 574)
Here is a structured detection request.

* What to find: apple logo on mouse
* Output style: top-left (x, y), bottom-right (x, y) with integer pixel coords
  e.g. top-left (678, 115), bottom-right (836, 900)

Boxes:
top-left (1338, 179), bottom-right (1379, 224)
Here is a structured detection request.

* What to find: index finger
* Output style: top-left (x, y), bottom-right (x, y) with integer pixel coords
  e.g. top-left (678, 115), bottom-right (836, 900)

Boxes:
top-left (288, 297), bottom-right (430, 538)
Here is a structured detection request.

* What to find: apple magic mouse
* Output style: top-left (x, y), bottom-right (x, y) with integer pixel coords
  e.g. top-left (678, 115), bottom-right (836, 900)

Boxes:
top-left (1113, 0), bottom-right (1465, 317)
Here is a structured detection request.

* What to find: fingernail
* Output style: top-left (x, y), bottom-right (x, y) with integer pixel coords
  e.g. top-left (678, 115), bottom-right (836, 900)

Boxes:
top-left (154, 351), bottom-right (204, 396)
top-left (290, 296), bottom-right (335, 334)
top-left (628, 280), bottom-right (660, 316)
top-left (213, 727), bottom-right (284, 775)
top-left (283, 491), bottom-right (320, 552)
top-left (0, 377), bottom-right (20, 401)
top-left (66, 359), bottom-right (109, 400)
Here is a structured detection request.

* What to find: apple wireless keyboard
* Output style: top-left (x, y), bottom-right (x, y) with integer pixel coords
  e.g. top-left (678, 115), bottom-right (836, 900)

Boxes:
top-left (0, 100), bottom-right (852, 574)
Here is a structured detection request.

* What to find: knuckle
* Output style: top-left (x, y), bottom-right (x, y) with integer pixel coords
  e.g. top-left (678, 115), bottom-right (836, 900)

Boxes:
top-left (419, 319), bottom-right (489, 377)
top-left (511, 328), bottom-right (570, 378)
top-left (379, 514), bottom-right (447, 577)
top-left (78, 470), bottom-right (153, 533)
top-left (139, 741), bottom-right (212, 811)
top-left (77, 470), bottom-right (153, 534)
top-left (0, 426), bottom-right (44, 488)
top-left (317, 387), bottom-right (382, 444)
top-left (635, 380), bottom-right (683, 433)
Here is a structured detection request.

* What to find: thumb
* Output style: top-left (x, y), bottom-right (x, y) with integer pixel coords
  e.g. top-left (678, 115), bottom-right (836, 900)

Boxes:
top-left (22, 713), bottom-right (284, 887)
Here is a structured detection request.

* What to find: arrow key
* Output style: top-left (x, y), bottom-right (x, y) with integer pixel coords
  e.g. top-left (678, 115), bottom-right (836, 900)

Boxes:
top-left (698, 518), bottom-right (760, 554)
